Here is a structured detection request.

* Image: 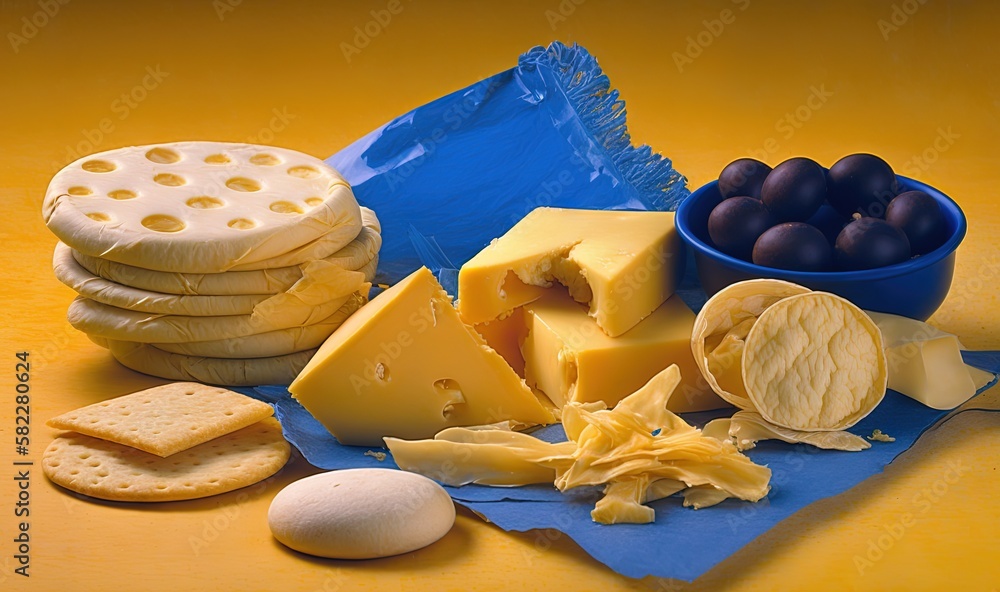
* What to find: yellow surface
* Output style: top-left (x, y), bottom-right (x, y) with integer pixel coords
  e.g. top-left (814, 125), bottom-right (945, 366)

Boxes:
top-left (0, 0), bottom-right (997, 589)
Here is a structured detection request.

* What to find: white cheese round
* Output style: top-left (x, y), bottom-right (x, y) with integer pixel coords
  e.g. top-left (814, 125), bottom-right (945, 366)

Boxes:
top-left (267, 468), bottom-right (455, 559)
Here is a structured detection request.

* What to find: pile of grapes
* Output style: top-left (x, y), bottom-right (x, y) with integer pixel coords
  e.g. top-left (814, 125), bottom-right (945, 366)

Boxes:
top-left (708, 154), bottom-right (949, 272)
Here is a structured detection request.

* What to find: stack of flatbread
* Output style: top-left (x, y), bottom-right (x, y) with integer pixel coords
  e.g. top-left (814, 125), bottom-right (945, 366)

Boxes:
top-left (43, 142), bottom-right (379, 385)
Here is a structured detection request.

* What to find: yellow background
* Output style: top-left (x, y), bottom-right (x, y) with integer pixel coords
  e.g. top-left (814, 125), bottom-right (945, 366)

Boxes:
top-left (1, 1), bottom-right (998, 590)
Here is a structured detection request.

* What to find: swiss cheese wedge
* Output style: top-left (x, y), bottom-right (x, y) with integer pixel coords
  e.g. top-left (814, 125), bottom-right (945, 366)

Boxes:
top-left (290, 267), bottom-right (554, 446)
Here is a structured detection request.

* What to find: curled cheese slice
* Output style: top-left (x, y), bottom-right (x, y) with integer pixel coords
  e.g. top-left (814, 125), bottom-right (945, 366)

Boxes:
top-left (385, 428), bottom-right (573, 487)
top-left (692, 279), bottom-right (811, 409)
top-left (743, 292), bottom-right (887, 431)
top-left (704, 411), bottom-right (871, 452)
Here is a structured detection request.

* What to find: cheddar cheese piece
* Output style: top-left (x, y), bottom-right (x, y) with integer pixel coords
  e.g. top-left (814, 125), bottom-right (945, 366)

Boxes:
top-left (457, 207), bottom-right (681, 337)
top-left (290, 267), bottom-right (554, 446)
top-left (519, 291), bottom-right (722, 412)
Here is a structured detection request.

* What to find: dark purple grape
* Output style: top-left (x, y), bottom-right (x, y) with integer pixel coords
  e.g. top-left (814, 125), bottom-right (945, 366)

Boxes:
top-left (708, 196), bottom-right (776, 261)
top-left (805, 203), bottom-right (851, 246)
top-left (752, 223), bottom-right (832, 272)
top-left (760, 157), bottom-right (826, 222)
top-left (719, 158), bottom-right (772, 200)
top-left (885, 191), bottom-right (948, 255)
top-left (834, 218), bottom-right (911, 270)
top-left (827, 153), bottom-right (898, 218)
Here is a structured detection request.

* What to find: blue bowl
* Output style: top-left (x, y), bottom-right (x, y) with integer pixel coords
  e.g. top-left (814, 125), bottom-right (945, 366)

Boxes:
top-left (675, 176), bottom-right (967, 320)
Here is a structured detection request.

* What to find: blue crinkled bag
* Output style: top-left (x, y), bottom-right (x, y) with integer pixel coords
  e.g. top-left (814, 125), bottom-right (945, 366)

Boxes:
top-left (328, 41), bottom-right (688, 294)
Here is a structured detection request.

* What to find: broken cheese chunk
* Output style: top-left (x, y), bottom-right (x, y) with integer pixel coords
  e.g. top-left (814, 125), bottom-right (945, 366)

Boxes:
top-left (520, 291), bottom-right (722, 412)
top-left (457, 207), bottom-right (681, 337)
top-left (289, 267), bottom-right (554, 446)
top-left (867, 311), bottom-right (995, 409)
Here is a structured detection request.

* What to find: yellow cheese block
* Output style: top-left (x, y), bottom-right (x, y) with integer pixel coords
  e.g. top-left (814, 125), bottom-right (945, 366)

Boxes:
top-left (867, 311), bottom-right (994, 409)
top-left (472, 308), bottom-right (527, 377)
top-left (289, 267), bottom-right (555, 446)
top-left (457, 207), bottom-right (681, 337)
top-left (518, 291), bottom-right (723, 412)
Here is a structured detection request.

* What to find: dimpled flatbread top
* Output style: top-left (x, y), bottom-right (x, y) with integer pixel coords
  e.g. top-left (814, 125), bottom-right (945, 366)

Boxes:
top-left (691, 279), bottom-right (811, 409)
top-left (742, 292), bottom-right (887, 431)
top-left (43, 142), bottom-right (362, 273)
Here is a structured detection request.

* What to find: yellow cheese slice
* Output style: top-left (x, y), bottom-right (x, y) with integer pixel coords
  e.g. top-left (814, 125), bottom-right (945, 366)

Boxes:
top-left (290, 267), bottom-right (555, 446)
top-left (867, 311), bottom-right (995, 409)
top-left (386, 427), bottom-right (573, 486)
top-left (703, 411), bottom-right (871, 452)
top-left (457, 207), bottom-right (681, 337)
top-left (520, 291), bottom-right (723, 412)
top-left (44, 142), bottom-right (363, 273)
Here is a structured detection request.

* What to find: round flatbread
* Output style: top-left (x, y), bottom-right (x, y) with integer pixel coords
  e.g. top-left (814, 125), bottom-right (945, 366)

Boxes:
top-left (43, 142), bottom-right (362, 273)
top-left (54, 242), bottom-right (271, 316)
top-left (742, 292), bottom-right (887, 431)
top-left (54, 243), bottom-right (375, 317)
top-left (691, 279), bottom-right (811, 409)
top-left (69, 207), bottom-right (381, 295)
top-left (107, 340), bottom-right (317, 386)
top-left (67, 287), bottom-right (367, 344)
top-left (151, 295), bottom-right (364, 358)
top-left (43, 417), bottom-right (290, 502)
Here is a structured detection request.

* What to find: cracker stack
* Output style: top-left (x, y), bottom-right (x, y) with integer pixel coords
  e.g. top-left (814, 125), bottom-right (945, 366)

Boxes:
top-left (43, 142), bottom-right (380, 385)
top-left (43, 382), bottom-right (290, 502)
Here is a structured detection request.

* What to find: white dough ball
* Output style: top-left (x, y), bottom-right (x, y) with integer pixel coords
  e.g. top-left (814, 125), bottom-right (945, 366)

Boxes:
top-left (267, 468), bottom-right (455, 559)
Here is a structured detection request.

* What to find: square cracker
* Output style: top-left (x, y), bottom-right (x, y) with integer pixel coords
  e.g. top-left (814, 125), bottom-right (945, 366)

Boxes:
top-left (46, 382), bottom-right (274, 457)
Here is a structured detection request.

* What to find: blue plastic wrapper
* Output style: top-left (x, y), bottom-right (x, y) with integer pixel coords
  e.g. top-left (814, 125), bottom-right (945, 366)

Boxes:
top-left (328, 41), bottom-right (688, 294)
top-left (242, 41), bottom-right (1000, 581)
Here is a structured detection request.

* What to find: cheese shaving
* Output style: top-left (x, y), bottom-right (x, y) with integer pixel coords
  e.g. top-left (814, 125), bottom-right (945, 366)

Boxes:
top-left (386, 365), bottom-right (771, 524)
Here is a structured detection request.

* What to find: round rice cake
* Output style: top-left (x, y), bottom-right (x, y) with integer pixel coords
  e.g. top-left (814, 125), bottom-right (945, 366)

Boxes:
top-left (43, 142), bottom-right (362, 273)
top-left (742, 292), bottom-right (887, 431)
top-left (43, 417), bottom-right (290, 502)
top-left (106, 340), bottom-right (317, 386)
top-left (691, 279), bottom-right (811, 409)
top-left (69, 207), bottom-right (381, 295)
